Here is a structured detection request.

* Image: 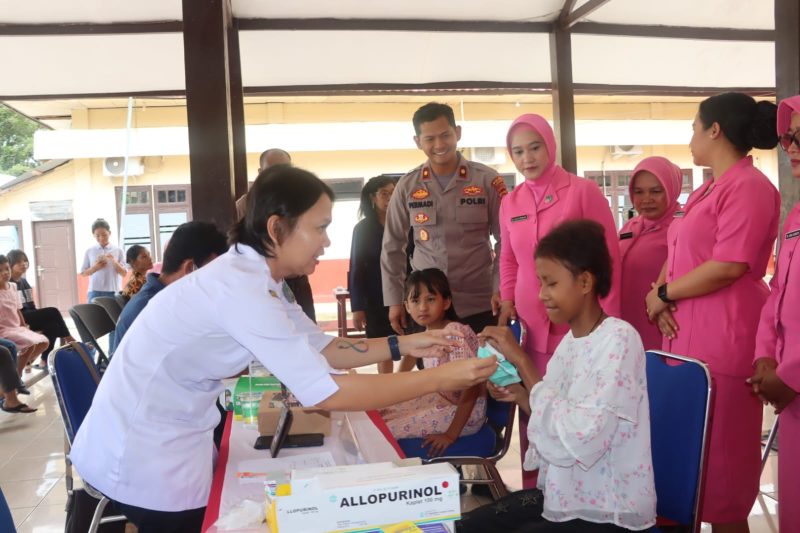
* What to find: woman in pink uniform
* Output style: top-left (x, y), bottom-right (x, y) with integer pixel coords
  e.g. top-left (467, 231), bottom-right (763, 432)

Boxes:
top-left (750, 94), bottom-right (800, 533)
top-left (619, 156), bottom-right (683, 350)
top-left (498, 113), bottom-right (620, 488)
top-left (646, 92), bottom-right (780, 532)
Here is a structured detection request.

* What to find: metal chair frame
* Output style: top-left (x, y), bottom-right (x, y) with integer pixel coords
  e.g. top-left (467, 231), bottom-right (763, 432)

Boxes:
top-left (49, 342), bottom-right (127, 533)
top-left (646, 350), bottom-right (713, 533)
top-left (68, 303), bottom-right (116, 366)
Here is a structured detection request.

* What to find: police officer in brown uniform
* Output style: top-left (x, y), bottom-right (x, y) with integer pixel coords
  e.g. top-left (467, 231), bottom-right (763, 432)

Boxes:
top-left (381, 103), bottom-right (506, 338)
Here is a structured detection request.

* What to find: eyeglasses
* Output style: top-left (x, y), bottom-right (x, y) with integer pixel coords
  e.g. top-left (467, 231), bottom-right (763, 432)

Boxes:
top-left (779, 131), bottom-right (800, 152)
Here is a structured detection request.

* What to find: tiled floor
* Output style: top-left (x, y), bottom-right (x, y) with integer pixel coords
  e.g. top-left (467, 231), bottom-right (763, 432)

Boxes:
top-left (1, 363), bottom-right (783, 532)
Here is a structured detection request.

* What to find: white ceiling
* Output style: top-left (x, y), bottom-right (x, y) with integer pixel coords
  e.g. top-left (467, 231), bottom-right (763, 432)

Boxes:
top-left (0, 0), bottom-right (777, 125)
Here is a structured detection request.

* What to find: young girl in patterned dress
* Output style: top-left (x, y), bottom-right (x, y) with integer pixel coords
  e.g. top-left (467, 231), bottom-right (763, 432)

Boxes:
top-left (460, 220), bottom-right (655, 532)
top-left (0, 255), bottom-right (49, 376)
top-left (379, 268), bottom-right (487, 458)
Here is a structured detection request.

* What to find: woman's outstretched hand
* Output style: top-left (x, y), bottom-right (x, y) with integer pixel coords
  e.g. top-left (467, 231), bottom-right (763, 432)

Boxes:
top-left (434, 357), bottom-right (497, 392)
top-left (402, 325), bottom-right (464, 359)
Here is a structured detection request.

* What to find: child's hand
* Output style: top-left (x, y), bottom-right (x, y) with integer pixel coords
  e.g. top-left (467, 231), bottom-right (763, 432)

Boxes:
top-left (477, 326), bottom-right (521, 362)
top-left (487, 382), bottom-right (516, 402)
top-left (421, 433), bottom-right (456, 457)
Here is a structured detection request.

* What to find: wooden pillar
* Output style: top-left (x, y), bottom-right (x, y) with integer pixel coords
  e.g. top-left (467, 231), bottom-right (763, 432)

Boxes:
top-left (775, 0), bottom-right (800, 223)
top-left (181, 0), bottom-right (245, 229)
top-left (550, 24), bottom-right (578, 173)
top-left (228, 18), bottom-right (248, 200)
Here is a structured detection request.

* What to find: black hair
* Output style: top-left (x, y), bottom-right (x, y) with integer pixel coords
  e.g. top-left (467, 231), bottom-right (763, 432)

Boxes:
top-left (358, 175), bottom-right (396, 220)
top-left (412, 102), bottom-right (457, 136)
top-left (404, 268), bottom-right (460, 322)
top-left (259, 148), bottom-right (292, 170)
top-left (228, 165), bottom-right (335, 258)
top-left (698, 92), bottom-right (778, 154)
top-left (162, 221), bottom-right (228, 274)
top-left (125, 245), bottom-right (147, 266)
top-left (535, 219), bottom-right (612, 298)
top-left (6, 249), bottom-right (27, 267)
top-left (91, 218), bottom-right (111, 233)
top-left (0, 255), bottom-right (8, 267)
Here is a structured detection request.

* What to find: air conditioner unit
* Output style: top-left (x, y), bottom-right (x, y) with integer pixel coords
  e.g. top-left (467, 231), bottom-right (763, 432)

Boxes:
top-left (609, 145), bottom-right (643, 158)
top-left (103, 156), bottom-right (144, 177)
top-left (470, 147), bottom-right (506, 165)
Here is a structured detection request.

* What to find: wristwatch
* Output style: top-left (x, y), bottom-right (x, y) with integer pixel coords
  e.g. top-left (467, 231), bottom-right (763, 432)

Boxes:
top-left (387, 335), bottom-right (402, 361)
top-left (657, 283), bottom-right (674, 304)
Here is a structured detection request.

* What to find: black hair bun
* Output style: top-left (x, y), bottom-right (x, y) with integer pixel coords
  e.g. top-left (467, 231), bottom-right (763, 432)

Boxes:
top-left (747, 100), bottom-right (779, 150)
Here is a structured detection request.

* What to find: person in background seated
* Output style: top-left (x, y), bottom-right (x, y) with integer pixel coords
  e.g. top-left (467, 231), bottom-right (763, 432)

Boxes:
top-left (0, 255), bottom-right (49, 376)
top-left (618, 157), bottom-right (683, 350)
top-left (460, 220), bottom-right (655, 532)
top-left (80, 218), bottom-right (126, 303)
top-left (7, 249), bottom-right (76, 370)
top-left (380, 268), bottom-right (486, 458)
top-left (348, 175), bottom-right (397, 373)
top-left (121, 245), bottom-right (154, 298)
top-left (111, 221), bottom-right (228, 354)
top-left (0, 344), bottom-right (36, 413)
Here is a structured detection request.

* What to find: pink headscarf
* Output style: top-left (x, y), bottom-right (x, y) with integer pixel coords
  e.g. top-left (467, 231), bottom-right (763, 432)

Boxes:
top-left (628, 156), bottom-right (683, 228)
top-left (778, 95), bottom-right (800, 135)
top-left (506, 114), bottom-right (559, 183)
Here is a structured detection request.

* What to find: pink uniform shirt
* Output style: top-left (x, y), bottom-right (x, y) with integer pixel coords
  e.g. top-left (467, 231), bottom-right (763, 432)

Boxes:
top-left (664, 156), bottom-right (780, 377)
top-left (500, 115), bottom-right (621, 372)
top-left (619, 157), bottom-right (683, 350)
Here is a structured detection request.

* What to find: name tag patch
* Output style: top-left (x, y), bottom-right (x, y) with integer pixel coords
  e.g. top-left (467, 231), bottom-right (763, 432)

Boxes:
top-left (511, 215), bottom-right (528, 223)
top-left (787, 229), bottom-right (800, 240)
top-left (619, 232), bottom-right (633, 240)
top-left (408, 200), bottom-right (433, 209)
top-left (673, 211), bottom-right (685, 218)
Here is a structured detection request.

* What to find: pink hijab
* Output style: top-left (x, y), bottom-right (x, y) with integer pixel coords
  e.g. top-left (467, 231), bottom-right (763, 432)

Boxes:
top-left (628, 156), bottom-right (683, 229)
top-left (506, 114), bottom-right (560, 184)
top-left (778, 95), bottom-right (800, 135)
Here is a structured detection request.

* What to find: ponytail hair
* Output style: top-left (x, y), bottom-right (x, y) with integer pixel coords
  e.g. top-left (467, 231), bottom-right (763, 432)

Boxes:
top-left (698, 92), bottom-right (778, 153)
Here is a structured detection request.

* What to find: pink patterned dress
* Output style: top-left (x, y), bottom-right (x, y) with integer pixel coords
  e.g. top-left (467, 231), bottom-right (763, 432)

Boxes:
top-left (380, 322), bottom-right (487, 438)
top-left (0, 283), bottom-right (49, 350)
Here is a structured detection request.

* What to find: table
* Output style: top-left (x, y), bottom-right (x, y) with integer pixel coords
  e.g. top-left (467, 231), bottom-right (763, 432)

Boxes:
top-left (201, 410), bottom-right (405, 532)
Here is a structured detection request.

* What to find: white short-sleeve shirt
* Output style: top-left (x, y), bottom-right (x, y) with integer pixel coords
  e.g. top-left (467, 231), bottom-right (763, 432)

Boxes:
top-left (81, 243), bottom-right (125, 292)
top-left (69, 244), bottom-right (338, 512)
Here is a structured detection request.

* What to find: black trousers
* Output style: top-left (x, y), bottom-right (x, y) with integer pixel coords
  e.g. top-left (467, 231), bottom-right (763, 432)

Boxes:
top-left (285, 275), bottom-right (316, 323)
top-left (0, 345), bottom-right (23, 393)
top-left (457, 489), bottom-right (631, 533)
top-left (115, 501), bottom-right (205, 533)
top-left (22, 307), bottom-right (71, 361)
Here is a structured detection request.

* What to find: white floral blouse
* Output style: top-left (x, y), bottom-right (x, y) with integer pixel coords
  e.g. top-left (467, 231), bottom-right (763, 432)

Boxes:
top-left (524, 317), bottom-right (656, 530)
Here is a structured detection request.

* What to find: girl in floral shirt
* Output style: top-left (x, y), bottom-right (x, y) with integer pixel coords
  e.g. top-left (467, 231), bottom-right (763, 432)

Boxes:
top-left (461, 220), bottom-right (655, 532)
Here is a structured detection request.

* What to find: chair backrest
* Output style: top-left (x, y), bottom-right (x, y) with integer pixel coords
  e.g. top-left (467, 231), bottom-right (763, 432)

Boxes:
top-left (0, 486), bottom-right (14, 533)
top-left (646, 350), bottom-right (713, 532)
top-left (114, 293), bottom-right (129, 310)
top-left (92, 296), bottom-right (122, 324)
top-left (48, 342), bottom-right (101, 444)
top-left (70, 303), bottom-right (116, 340)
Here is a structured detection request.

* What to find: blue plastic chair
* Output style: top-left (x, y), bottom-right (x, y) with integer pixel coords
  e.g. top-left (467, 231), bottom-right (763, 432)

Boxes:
top-left (0, 486), bottom-right (14, 532)
top-left (646, 350), bottom-right (714, 533)
top-left (397, 320), bottom-right (525, 499)
top-left (49, 342), bottom-right (126, 533)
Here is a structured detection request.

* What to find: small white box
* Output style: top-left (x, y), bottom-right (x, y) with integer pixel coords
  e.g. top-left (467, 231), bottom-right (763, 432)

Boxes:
top-left (269, 462), bottom-right (460, 533)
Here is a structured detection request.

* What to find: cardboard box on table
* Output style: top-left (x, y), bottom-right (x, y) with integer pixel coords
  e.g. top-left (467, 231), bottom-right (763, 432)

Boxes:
top-left (266, 462), bottom-right (460, 533)
top-left (232, 376), bottom-right (282, 421)
top-left (257, 391), bottom-right (332, 436)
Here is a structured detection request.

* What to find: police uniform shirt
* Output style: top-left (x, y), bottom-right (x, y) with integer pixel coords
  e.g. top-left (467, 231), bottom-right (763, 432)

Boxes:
top-left (69, 244), bottom-right (338, 512)
top-left (381, 155), bottom-right (505, 318)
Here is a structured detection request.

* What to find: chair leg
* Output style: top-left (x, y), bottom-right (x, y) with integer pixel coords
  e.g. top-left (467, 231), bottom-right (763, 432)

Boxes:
top-left (483, 462), bottom-right (509, 500)
top-left (88, 496), bottom-right (109, 533)
top-left (760, 417), bottom-right (778, 475)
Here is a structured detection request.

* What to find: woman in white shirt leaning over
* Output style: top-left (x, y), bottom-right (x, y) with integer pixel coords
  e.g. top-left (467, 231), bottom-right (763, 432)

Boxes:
top-left (460, 219), bottom-right (655, 533)
top-left (69, 165), bottom-right (497, 533)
